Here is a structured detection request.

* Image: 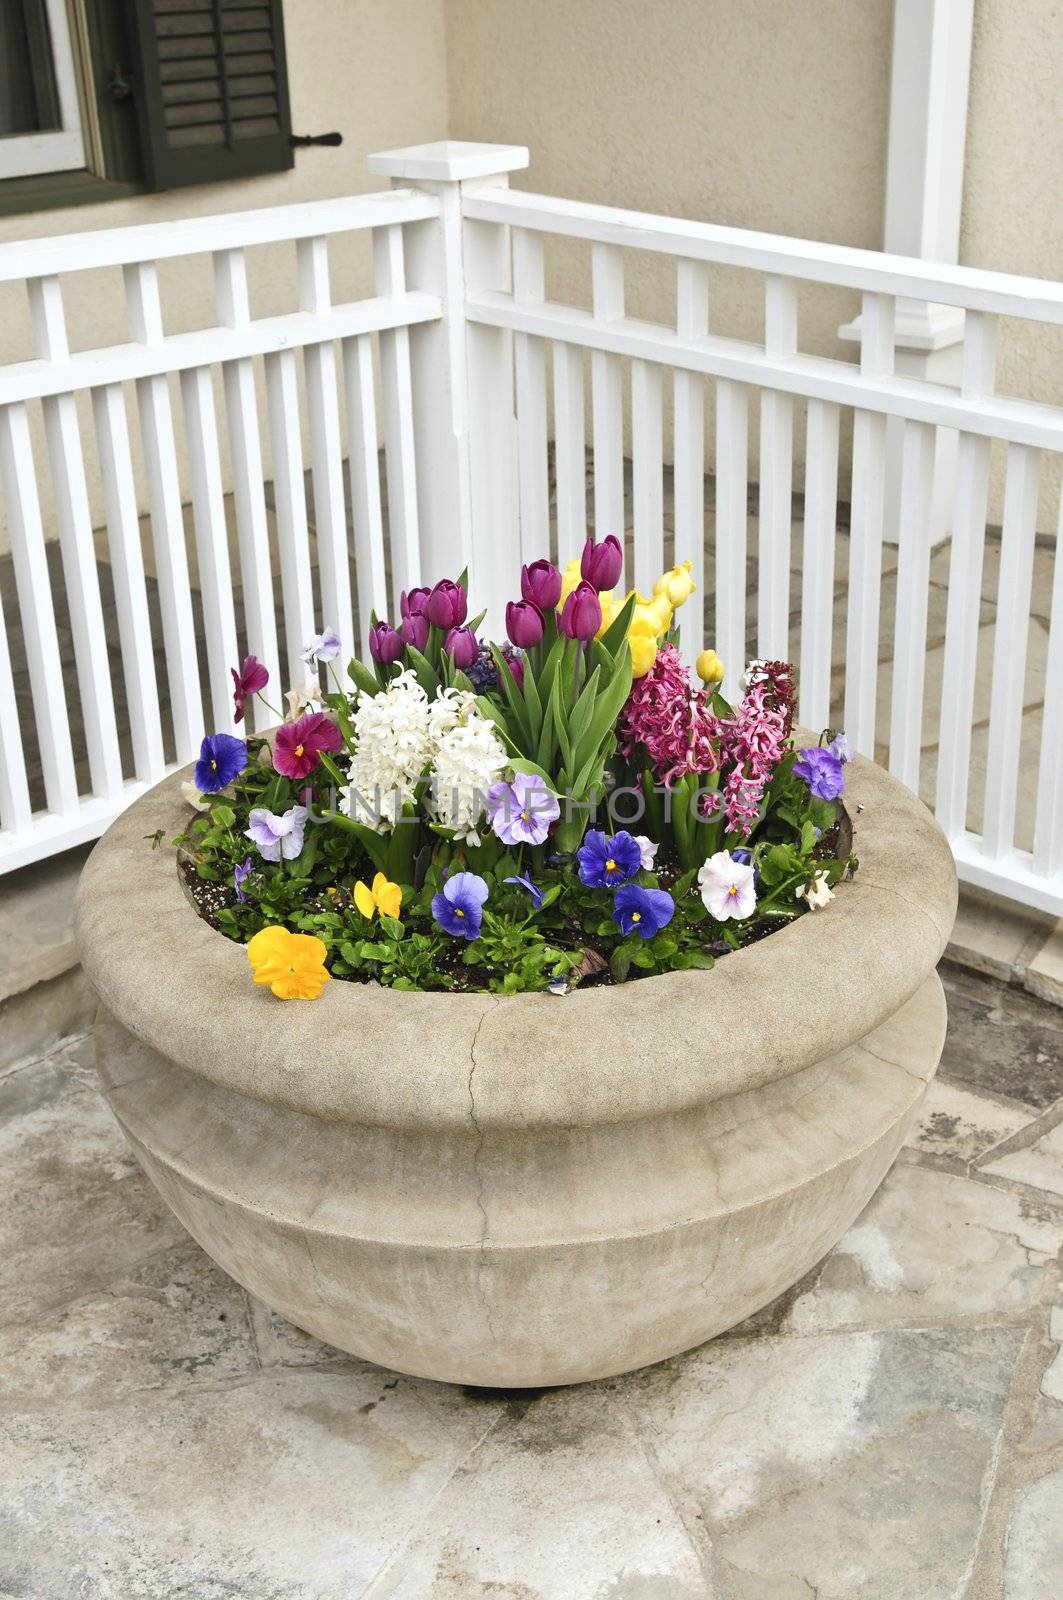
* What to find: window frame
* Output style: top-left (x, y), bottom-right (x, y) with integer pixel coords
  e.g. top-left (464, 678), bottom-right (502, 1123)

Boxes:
top-left (0, 0), bottom-right (88, 181)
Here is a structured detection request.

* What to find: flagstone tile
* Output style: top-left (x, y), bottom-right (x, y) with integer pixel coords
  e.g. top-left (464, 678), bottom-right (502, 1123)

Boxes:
top-left (368, 1386), bottom-right (708, 1600)
top-left (0, 1366), bottom-right (504, 1600)
top-left (624, 1324), bottom-right (1023, 1600)
top-left (906, 1077), bottom-right (1034, 1166)
top-left (0, 1243), bottom-right (257, 1415)
top-left (780, 1163), bottom-right (1061, 1336)
top-left (1004, 1467), bottom-right (1063, 1599)
top-left (0, 1058), bottom-right (186, 1328)
top-left (981, 1117), bottom-right (1063, 1201)
top-left (937, 966), bottom-right (1063, 1113)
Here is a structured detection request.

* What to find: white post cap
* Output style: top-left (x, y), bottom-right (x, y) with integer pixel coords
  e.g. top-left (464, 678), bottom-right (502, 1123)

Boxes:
top-left (366, 140), bottom-right (529, 183)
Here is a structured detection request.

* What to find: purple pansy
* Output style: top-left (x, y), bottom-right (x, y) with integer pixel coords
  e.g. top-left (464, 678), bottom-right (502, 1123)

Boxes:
top-left (828, 732), bottom-right (853, 765)
top-left (230, 655), bottom-right (269, 724)
top-left (194, 733), bottom-right (247, 794)
top-left (244, 804), bottom-right (310, 863)
top-left (612, 884), bottom-right (675, 939)
top-left (234, 857), bottom-right (253, 902)
top-left (576, 828), bottom-right (643, 888)
top-left (793, 746), bottom-right (845, 802)
top-left (431, 871), bottom-right (489, 940)
top-left (487, 773), bottom-right (561, 847)
top-left (503, 873), bottom-right (544, 910)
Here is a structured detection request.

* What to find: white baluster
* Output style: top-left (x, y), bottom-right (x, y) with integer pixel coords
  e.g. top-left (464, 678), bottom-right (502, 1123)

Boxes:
top-left (757, 275), bottom-right (798, 659)
top-left (798, 399), bottom-right (840, 731)
top-left (673, 259), bottom-right (708, 658)
top-left (591, 243), bottom-right (625, 577)
top-left (513, 228), bottom-right (549, 565)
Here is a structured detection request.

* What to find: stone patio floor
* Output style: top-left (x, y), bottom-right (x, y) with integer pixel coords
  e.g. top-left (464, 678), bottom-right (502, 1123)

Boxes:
top-left (2, 963), bottom-right (1062, 1599)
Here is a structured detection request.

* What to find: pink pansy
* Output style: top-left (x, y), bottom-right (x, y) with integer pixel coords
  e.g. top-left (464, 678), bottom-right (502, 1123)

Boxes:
top-left (272, 712), bottom-right (343, 780)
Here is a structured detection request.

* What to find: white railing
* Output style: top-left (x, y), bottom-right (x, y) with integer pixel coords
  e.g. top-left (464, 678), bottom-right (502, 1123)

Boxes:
top-left (0, 140), bottom-right (1061, 918)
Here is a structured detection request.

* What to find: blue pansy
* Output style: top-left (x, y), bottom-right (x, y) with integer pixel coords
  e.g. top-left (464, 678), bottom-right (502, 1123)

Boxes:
top-left (612, 884), bottom-right (675, 940)
top-left (194, 732), bottom-right (247, 793)
top-left (432, 871), bottom-right (489, 940)
top-left (576, 829), bottom-right (643, 889)
top-left (503, 873), bottom-right (544, 910)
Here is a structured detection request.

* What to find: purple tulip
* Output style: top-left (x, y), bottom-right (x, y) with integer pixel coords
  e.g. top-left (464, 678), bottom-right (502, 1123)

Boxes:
top-left (400, 586), bottom-right (431, 620)
top-left (521, 558), bottom-right (562, 612)
top-left (444, 626), bottom-right (479, 670)
top-left (580, 533), bottom-right (623, 591)
top-left (369, 620), bottom-right (404, 665)
top-left (507, 651), bottom-right (525, 690)
top-left (505, 600), bottom-right (544, 649)
top-left (400, 612), bottom-right (429, 652)
top-left (425, 578), bottom-right (468, 630)
top-left (559, 579), bottom-right (602, 642)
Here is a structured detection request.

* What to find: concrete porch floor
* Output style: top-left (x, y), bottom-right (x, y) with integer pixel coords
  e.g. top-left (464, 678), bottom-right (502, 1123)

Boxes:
top-left (2, 962), bottom-right (1063, 1600)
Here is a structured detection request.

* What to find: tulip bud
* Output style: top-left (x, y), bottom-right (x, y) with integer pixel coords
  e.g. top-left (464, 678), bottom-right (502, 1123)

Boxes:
top-left (696, 648), bottom-right (726, 686)
top-left (369, 620), bottom-right (404, 665)
top-left (506, 599), bottom-right (544, 649)
top-left (506, 651), bottom-right (525, 690)
top-left (400, 586), bottom-right (432, 620)
top-left (400, 612), bottom-right (429, 652)
top-left (559, 580), bottom-right (603, 642)
top-left (580, 533), bottom-right (623, 591)
top-left (520, 558), bottom-right (562, 612)
top-left (426, 578), bottom-right (468, 630)
top-left (444, 625), bottom-right (479, 669)
top-left (628, 621), bottom-right (659, 679)
top-left (653, 561), bottom-right (696, 608)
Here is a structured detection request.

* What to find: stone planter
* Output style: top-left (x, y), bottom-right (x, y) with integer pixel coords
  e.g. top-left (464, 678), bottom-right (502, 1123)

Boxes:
top-left (75, 754), bottom-right (956, 1388)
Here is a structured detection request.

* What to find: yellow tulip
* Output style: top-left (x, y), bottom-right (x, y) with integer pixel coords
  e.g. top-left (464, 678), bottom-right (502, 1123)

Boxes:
top-left (247, 926), bottom-right (331, 1001)
top-left (595, 590), bottom-right (619, 638)
top-left (556, 558), bottom-right (584, 610)
top-left (353, 871), bottom-right (403, 921)
top-left (653, 560), bottom-right (696, 608)
top-left (631, 592), bottom-right (673, 639)
top-left (628, 619), bottom-right (659, 679)
top-left (696, 648), bottom-right (726, 686)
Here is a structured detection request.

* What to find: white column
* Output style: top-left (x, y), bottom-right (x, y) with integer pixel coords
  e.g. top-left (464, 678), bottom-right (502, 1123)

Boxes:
top-left (840, 0), bottom-right (975, 543)
top-left (366, 141), bottom-right (528, 628)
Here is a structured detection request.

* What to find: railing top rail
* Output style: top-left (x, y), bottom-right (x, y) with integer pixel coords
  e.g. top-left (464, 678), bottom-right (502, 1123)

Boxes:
top-left (462, 186), bottom-right (1063, 326)
top-left (0, 188), bottom-right (440, 284)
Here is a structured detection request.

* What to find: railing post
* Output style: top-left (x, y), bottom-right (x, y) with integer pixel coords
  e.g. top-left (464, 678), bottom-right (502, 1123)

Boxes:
top-left (366, 141), bottom-right (528, 631)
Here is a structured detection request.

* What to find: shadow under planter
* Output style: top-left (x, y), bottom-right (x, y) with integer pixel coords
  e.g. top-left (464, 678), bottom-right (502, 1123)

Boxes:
top-left (74, 755), bottom-right (956, 1388)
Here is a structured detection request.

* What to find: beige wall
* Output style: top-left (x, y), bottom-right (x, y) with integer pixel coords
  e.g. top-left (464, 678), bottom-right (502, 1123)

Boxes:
top-left (1, 0), bottom-right (1060, 555)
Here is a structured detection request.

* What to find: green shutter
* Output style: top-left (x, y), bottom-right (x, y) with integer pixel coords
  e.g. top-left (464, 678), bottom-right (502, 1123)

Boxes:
top-left (129, 0), bottom-right (294, 191)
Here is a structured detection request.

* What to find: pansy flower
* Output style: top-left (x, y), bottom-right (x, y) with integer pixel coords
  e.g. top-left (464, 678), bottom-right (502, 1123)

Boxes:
top-left (612, 884), bottom-right (675, 939)
top-left (487, 773), bottom-right (561, 847)
top-left (245, 804), bottom-right (309, 862)
top-left (793, 746), bottom-right (845, 802)
top-left (300, 627), bottom-right (341, 666)
top-left (273, 712), bottom-right (343, 780)
top-left (246, 926), bottom-right (330, 1000)
top-left (230, 654), bottom-right (269, 723)
top-left (698, 851), bottom-right (757, 921)
top-left (431, 871), bottom-right (488, 940)
top-left (354, 872), bottom-right (402, 920)
top-left (193, 733), bottom-right (247, 794)
top-left (576, 829), bottom-right (642, 889)
top-left (503, 872), bottom-right (544, 910)
top-left (234, 857), bottom-right (253, 902)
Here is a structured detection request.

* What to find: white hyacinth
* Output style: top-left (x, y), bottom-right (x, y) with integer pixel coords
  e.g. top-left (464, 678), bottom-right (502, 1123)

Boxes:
top-left (341, 670), bottom-right (434, 829)
top-left (340, 674), bottom-right (505, 839)
top-left (427, 689), bottom-right (507, 842)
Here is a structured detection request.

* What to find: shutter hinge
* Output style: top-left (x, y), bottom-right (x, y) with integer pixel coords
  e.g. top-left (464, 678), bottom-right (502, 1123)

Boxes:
top-left (289, 132), bottom-right (343, 148)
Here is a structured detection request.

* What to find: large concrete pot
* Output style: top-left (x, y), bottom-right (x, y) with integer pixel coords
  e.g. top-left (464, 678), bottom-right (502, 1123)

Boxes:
top-left (75, 754), bottom-right (955, 1387)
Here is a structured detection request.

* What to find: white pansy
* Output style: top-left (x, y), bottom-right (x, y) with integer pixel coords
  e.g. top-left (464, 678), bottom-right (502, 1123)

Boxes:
top-left (285, 680), bottom-right (323, 719)
top-left (698, 850), bottom-right (757, 920)
top-left (633, 834), bottom-right (658, 870)
top-left (798, 871), bottom-right (834, 911)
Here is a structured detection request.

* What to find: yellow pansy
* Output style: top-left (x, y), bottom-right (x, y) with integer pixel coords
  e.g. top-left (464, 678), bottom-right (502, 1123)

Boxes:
top-left (247, 926), bottom-right (331, 1001)
top-left (653, 560), bottom-right (696, 608)
top-left (628, 619), bottom-right (660, 679)
top-left (556, 558), bottom-right (584, 610)
top-left (695, 648), bottom-right (726, 686)
top-left (353, 871), bottom-right (402, 921)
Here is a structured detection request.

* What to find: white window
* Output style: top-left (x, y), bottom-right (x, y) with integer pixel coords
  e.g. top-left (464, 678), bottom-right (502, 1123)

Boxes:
top-left (0, 0), bottom-right (87, 180)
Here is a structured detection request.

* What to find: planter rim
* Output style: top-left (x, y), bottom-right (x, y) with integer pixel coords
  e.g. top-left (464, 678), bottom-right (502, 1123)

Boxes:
top-left (75, 751), bottom-right (956, 1132)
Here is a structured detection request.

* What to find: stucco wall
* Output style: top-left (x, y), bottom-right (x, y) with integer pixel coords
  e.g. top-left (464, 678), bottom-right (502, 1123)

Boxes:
top-left (0, 0), bottom-right (450, 554)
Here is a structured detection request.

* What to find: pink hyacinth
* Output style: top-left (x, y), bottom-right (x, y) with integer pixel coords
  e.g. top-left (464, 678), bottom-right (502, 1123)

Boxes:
top-left (617, 644), bottom-right (721, 788)
top-left (715, 673), bottom-right (789, 837)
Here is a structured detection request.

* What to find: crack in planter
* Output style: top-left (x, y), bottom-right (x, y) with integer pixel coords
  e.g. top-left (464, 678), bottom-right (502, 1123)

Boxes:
top-left (467, 1001), bottom-right (502, 1347)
